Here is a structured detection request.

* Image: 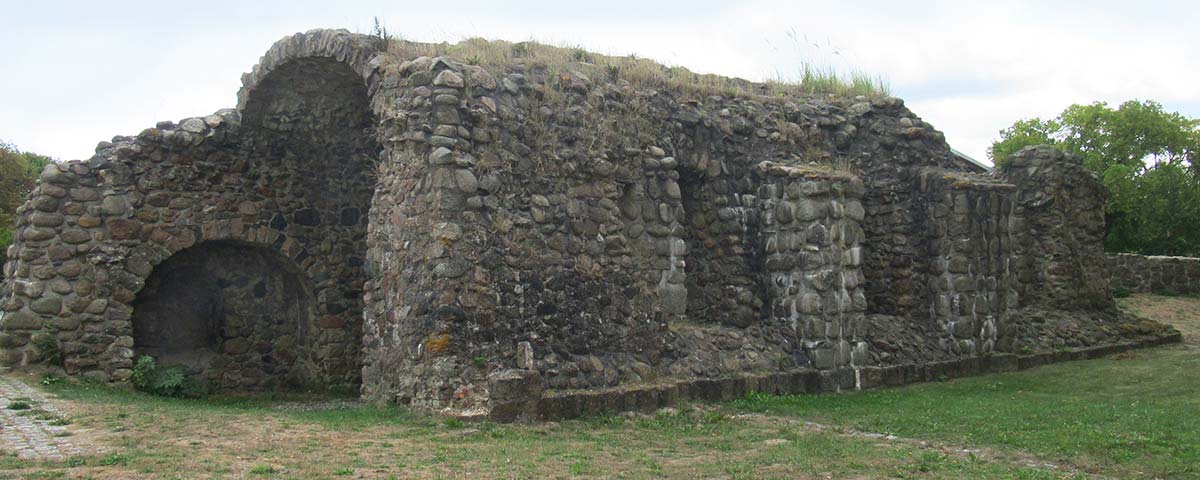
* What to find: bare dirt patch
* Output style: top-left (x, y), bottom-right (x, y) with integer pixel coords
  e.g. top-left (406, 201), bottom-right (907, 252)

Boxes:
top-left (1119, 293), bottom-right (1200, 344)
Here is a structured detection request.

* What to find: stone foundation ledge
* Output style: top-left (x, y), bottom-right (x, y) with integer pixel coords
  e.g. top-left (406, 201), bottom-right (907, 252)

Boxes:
top-left (530, 332), bottom-right (1182, 421)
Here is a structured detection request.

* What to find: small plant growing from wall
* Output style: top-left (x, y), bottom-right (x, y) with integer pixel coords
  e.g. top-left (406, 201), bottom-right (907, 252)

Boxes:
top-left (33, 334), bottom-right (62, 366)
top-left (131, 355), bottom-right (207, 398)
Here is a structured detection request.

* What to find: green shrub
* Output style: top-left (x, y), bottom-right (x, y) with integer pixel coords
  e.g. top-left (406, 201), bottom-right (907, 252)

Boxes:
top-left (33, 335), bottom-right (62, 366)
top-left (1112, 287), bottom-right (1133, 298)
top-left (6, 400), bottom-right (31, 410)
top-left (131, 355), bottom-right (207, 398)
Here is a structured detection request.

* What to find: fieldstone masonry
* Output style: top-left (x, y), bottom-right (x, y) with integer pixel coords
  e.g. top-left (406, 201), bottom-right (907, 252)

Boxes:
top-left (131, 241), bottom-right (317, 389)
top-left (757, 164), bottom-right (868, 370)
top-left (1107, 253), bottom-right (1200, 294)
top-left (917, 169), bottom-right (1015, 356)
top-left (0, 30), bottom-right (1180, 420)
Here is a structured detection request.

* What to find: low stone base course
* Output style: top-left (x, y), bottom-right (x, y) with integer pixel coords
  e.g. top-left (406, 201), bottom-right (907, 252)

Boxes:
top-left (532, 332), bottom-right (1182, 421)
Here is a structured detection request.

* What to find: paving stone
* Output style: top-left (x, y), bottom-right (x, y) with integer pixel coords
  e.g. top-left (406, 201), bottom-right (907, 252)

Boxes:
top-left (0, 376), bottom-right (99, 460)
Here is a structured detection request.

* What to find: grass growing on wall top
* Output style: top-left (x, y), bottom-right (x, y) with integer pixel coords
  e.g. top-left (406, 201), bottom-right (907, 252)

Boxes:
top-left (384, 36), bottom-right (890, 99)
top-left (794, 62), bottom-right (891, 97)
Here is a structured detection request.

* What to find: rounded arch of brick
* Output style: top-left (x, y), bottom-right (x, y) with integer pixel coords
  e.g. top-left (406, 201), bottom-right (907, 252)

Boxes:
top-left (0, 29), bottom-right (387, 387)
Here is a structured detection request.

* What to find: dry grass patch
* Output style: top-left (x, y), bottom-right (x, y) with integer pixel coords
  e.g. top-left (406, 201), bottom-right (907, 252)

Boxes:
top-left (384, 36), bottom-right (889, 100)
top-left (1119, 293), bottom-right (1200, 342)
top-left (2, 382), bottom-right (1063, 479)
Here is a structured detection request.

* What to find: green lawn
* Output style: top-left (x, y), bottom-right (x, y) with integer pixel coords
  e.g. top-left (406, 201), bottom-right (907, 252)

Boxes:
top-left (734, 294), bottom-right (1200, 479)
top-left (4, 381), bottom-right (1063, 479)
top-left (2, 293), bottom-right (1196, 479)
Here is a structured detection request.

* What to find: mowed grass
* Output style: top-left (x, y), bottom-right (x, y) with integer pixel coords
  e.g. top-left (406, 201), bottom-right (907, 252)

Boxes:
top-left (1, 293), bottom-right (1195, 479)
top-left (734, 293), bottom-right (1200, 479)
top-left (1, 382), bottom-right (1061, 480)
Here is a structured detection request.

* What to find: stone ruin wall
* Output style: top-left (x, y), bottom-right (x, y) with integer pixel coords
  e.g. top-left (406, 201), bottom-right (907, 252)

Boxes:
top-left (0, 33), bottom-right (385, 389)
top-left (0, 30), bottom-right (1181, 419)
top-left (916, 169), bottom-right (1015, 357)
top-left (1004, 147), bottom-right (1115, 311)
top-left (1107, 253), bottom-right (1200, 295)
top-left (757, 164), bottom-right (867, 371)
top-left (354, 45), bottom-right (1005, 411)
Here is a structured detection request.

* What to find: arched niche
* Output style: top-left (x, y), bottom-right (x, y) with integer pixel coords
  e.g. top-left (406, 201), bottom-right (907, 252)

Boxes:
top-left (131, 240), bottom-right (316, 389)
top-left (235, 54), bottom-right (382, 388)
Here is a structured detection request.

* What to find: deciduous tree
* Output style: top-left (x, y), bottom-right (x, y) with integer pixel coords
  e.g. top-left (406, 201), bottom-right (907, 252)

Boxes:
top-left (1, 141), bottom-right (53, 271)
top-left (991, 100), bottom-right (1200, 255)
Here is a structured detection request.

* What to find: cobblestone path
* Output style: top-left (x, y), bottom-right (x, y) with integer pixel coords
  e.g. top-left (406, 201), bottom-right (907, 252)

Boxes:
top-left (0, 376), bottom-right (91, 460)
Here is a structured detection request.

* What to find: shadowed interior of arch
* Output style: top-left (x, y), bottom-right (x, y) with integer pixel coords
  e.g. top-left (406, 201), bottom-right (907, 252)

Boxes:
top-left (131, 240), bottom-right (316, 389)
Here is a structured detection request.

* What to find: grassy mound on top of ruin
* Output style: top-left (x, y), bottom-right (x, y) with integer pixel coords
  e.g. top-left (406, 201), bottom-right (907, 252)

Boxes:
top-left (384, 36), bottom-right (890, 99)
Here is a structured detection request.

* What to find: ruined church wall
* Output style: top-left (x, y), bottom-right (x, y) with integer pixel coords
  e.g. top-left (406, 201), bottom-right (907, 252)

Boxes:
top-left (842, 113), bottom-right (962, 320)
top-left (0, 112), bottom-right (371, 388)
top-left (356, 53), bottom-right (877, 409)
top-left (757, 163), bottom-right (868, 370)
top-left (355, 47), bottom-right (997, 411)
top-left (352, 46), bottom-right (1161, 414)
top-left (360, 57), bottom-right (717, 408)
top-left (0, 30), bottom-right (1180, 420)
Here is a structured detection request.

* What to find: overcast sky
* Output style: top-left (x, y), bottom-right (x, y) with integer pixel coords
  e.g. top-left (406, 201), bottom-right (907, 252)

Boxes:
top-left (2, 1), bottom-right (1197, 165)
